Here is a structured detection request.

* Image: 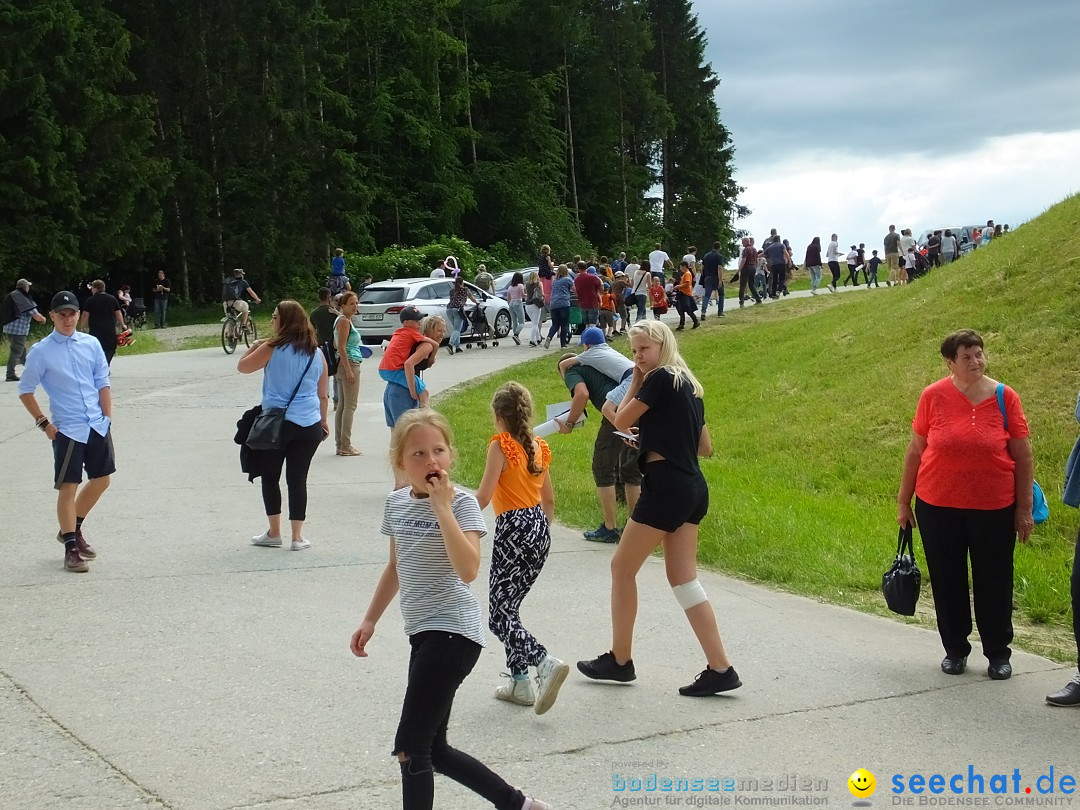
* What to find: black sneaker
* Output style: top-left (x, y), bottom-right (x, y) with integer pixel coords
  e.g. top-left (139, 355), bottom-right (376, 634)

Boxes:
top-left (583, 524), bottom-right (620, 544)
top-left (679, 665), bottom-right (742, 696)
top-left (577, 651), bottom-right (636, 682)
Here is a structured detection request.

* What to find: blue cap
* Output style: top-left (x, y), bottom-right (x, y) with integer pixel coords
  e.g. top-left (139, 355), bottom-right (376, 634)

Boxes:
top-left (579, 326), bottom-right (606, 346)
top-left (587, 265), bottom-right (598, 275)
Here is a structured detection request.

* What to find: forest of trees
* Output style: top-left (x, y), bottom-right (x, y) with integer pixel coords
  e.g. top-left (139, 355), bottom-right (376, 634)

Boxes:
top-left (0, 0), bottom-right (746, 301)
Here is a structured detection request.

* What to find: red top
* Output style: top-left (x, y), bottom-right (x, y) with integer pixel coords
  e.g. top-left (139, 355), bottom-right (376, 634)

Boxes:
top-left (379, 327), bottom-right (426, 371)
top-left (648, 285), bottom-right (666, 307)
top-left (912, 377), bottom-right (1029, 510)
top-left (573, 273), bottom-right (603, 309)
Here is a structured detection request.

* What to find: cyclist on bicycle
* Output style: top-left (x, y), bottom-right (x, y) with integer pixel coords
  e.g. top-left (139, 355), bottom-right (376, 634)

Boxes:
top-left (223, 268), bottom-right (262, 330)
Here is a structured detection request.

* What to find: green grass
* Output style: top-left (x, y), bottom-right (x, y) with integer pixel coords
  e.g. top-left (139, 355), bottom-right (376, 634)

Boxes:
top-left (438, 194), bottom-right (1080, 660)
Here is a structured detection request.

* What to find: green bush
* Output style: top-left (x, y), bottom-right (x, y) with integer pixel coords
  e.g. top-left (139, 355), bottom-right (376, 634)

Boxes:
top-left (346, 237), bottom-right (508, 283)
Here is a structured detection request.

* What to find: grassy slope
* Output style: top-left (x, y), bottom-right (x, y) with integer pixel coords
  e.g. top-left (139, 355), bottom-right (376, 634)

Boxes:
top-left (439, 194), bottom-right (1080, 659)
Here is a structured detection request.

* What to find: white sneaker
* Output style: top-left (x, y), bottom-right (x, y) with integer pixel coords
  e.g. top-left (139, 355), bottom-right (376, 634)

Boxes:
top-left (251, 532), bottom-right (282, 547)
top-left (534, 655), bottom-right (569, 715)
top-left (291, 538), bottom-right (311, 551)
top-left (494, 674), bottom-right (535, 706)
top-left (522, 800), bottom-right (552, 810)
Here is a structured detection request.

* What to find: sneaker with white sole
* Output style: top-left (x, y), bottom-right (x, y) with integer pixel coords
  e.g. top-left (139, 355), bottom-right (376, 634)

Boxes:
top-left (251, 532), bottom-right (282, 547)
top-left (494, 674), bottom-right (535, 706)
top-left (290, 538), bottom-right (311, 551)
top-left (521, 799), bottom-right (552, 810)
top-left (534, 655), bottom-right (569, 715)
top-left (678, 664), bottom-right (742, 696)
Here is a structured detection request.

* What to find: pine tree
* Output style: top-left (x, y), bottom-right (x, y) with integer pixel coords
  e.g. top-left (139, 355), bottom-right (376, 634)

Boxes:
top-left (645, 0), bottom-right (742, 256)
top-left (0, 0), bottom-right (167, 289)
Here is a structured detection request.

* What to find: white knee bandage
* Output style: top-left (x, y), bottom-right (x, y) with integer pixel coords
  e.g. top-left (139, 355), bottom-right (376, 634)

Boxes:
top-left (672, 579), bottom-right (707, 610)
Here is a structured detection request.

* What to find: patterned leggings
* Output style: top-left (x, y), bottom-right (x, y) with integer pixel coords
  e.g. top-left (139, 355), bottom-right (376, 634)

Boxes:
top-left (488, 505), bottom-right (551, 675)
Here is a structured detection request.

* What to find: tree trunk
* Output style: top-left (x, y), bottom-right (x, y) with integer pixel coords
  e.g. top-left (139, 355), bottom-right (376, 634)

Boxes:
top-left (463, 9), bottom-right (477, 167)
top-left (563, 53), bottom-right (580, 228)
top-left (614, 14), bottom-right (629, 246)
top-left (155, 99), bottom-right (190, 300)
top-left (658, 21), bottom-right (671, 228)
top-left (197, 6), bottom-right (225, 278)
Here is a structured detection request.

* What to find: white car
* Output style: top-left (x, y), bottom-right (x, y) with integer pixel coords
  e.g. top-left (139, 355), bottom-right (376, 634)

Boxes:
top-left (354, 277), bottom-right (512, 345)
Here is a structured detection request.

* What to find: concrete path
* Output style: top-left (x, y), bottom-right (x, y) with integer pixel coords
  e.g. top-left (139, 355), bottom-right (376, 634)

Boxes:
top-left (1, 299), bottom-right (1076, 810)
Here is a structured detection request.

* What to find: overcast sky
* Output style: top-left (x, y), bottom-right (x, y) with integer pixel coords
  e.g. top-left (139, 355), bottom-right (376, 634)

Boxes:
top-left (693, 0), bottom-right (1080, 259)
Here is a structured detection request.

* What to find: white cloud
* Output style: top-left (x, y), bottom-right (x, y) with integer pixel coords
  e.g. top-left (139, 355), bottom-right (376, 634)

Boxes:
top-left (734, 130), bottom-right (1080, 259)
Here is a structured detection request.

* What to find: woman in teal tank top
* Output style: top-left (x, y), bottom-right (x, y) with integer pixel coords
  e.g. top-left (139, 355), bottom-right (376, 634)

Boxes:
top-left (334, 292), bottom-right (365, 456)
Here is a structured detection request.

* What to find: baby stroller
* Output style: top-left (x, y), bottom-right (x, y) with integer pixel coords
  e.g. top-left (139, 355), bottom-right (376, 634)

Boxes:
top-left (125, 297), bottom-right (148, 330)
top-left (460, 303), bottom-right (498, 349)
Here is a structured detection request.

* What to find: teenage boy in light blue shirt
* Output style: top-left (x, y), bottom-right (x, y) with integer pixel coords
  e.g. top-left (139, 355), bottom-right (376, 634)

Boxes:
top-left (18, 291), bottom-right (114, 573)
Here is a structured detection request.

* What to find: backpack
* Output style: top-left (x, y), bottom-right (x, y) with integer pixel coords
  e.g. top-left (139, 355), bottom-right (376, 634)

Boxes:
top-left (321, 315), bottom-right (351, 377)
top-left (222, 277), bottom-right (245, 301)
top-left (328, 274), bottom-right (348, 296)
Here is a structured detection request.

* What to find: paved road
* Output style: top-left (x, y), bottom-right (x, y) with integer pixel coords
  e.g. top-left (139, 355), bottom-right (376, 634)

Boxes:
top-left (1, 301), bottom-right (1076, 810)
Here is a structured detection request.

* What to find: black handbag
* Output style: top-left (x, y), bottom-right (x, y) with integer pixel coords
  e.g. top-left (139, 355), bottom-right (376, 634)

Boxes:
top-left (882, 526), bottom-right (921, 616)
top-left (246, 353), bottom-right (315, 451)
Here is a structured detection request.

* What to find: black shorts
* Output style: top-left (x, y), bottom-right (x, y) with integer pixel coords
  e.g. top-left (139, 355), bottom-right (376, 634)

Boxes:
top-left (53, 429), bottom-right (116, 489)
top-left (631, 459), bottom-right (708, 532)
top-left (592, 420), bottom-right (642, 487)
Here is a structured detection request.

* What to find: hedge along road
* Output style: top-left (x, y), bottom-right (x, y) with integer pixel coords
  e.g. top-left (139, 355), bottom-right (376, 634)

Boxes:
top-left (0, 330), bottom-right (1075, 810)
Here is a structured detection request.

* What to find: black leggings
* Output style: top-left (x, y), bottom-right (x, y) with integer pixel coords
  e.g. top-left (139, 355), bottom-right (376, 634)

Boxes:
top-left (828, 261), bottom-right (841, 286)
top-left (260, 420), bottom-right (322, 520)
top-left (395, 631), bottom-right (524, 810)
top-left (915, 498), bottom-right (1016, 661)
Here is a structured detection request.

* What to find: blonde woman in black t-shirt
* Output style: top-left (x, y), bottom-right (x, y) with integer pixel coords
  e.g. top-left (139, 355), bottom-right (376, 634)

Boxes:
top-left (576, 319), bottom-right (742, 697)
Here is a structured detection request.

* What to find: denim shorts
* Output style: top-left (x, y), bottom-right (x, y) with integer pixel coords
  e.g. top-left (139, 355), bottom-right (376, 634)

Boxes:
top-left (383, 381), bottom-right (419, 427)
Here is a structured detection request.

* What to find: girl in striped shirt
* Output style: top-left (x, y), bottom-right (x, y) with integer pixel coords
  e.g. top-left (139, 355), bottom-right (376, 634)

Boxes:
top-left (350, 409), bottom-right (549, 810)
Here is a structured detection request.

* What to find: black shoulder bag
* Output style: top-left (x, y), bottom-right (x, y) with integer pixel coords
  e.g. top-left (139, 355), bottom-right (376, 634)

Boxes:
top-left (246, 352), bottom-right (316, 451)
top-left (882, 526), bottom-right (922, 616)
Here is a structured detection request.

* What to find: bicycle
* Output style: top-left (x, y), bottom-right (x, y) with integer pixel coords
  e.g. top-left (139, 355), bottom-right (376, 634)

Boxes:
top-left (221, 302), bottom-right (257, 354)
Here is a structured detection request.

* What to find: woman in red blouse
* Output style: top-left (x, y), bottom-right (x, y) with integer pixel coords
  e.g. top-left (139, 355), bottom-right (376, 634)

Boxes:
top-left (897, 329), bottom-right (1035, 681)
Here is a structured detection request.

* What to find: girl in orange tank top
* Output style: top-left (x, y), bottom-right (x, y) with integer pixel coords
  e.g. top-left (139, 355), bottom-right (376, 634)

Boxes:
top-left (475, 382), bottom-right (568, 716)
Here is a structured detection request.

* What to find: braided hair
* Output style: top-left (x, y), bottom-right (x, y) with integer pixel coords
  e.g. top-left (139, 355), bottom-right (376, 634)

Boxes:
top-left (491, 381), bottom-right (543, 476)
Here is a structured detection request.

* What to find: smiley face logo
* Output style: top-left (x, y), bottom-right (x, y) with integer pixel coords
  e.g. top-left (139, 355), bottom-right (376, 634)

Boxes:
top-left (848, 769), bottom-right (876, 799)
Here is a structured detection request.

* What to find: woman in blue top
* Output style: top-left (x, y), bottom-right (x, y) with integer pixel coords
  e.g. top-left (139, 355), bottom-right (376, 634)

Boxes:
top-left (238, 300), bottom-right (329, 551)
top-left (542, 264), bottom-right (573, 349)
